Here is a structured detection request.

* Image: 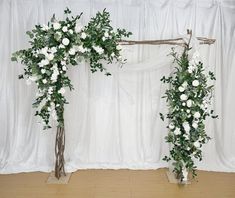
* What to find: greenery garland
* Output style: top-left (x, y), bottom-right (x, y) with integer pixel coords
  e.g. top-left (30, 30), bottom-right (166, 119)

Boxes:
top-left (11, 8), bottom-right (132, 129)
top-left (160, 47), bottom-right (217, 182)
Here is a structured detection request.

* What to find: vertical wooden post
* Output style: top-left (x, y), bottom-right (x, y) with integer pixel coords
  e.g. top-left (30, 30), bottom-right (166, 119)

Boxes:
top-left (55, 126), bottom-right (66, 179)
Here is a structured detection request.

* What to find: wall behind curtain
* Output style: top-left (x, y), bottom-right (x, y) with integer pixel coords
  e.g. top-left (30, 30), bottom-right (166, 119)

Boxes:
top-left (0, 0), bottom-right (235, 173)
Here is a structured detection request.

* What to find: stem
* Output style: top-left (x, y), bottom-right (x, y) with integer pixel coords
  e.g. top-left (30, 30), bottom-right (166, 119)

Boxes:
top-left (55, 125), bottom-right (66, 179)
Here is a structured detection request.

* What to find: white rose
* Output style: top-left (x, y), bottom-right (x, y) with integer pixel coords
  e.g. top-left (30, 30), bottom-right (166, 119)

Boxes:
top-left (186, 109), bottom-right (190, 113)
top-left (186, 100), bottom-right (193, 107)
top-left (104, 32), bottom-right (109, 37)
top-left (61, 61), bottom-right (66, 65)
top-left (192, 122), bottom-right (198, 129)
top-left (194, 112), bottom-right (201, 119)
top-left (183, 122), bottom-right (190, 133)
top-left (69, 48), bottom-right (76, 55)
top-left (58, 87), bottom-right (66, 95)
top-left (102, 37), bottom-right (106, 41)
top-left (178, 86), bottom-right (185, 92)
top-left (111, 52), bottom-right (115, 57)
top-left (41, 69), bottom-right (46, 74)
top-left (42, 79), bottom-right (47, 84)
top-left (76, 45), bottom-right (86, 53)
top-left (174, 128), bottom-right (181, 135)
top-left (62, 66), bottom-right (67, 71)
top-left (182, 102), bottom-right (186, 106)
top-left (180, 94), bottom-right (188, 101)
top-left (192, 80), bottom-right (199, 87)
top-left (183, 134), bottom-right (189, 140)
top-left (194, 141), bottom-right (200, 148)
top-left (50, 47), bottom-right (57, 54)
top-left (169, 122), bottom-right (175, 130)
top-left (81, 32), bottom-right (87, 39)
top-left (59, 44), bottom-right (65, 49)
top-left (62, 38), bottom-right (70, 46)
top-left (40, 47), bottom-right (48, 55)
top-left (46, 53), bottom-right (54, 61)
top-left (62, 26), bottom-right (68, 32)
top-left (69, 29), bottom-right (73, 34)
top-left (53, 22), bottom-right (61, 30)
top-left (182, 81), bottom-right (188, 88)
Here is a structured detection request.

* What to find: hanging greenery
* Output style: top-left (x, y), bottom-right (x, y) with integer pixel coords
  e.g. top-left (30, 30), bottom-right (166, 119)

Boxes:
top-left (160, 47), bottom-right (217, 182)
top-left (11, 8), bottom-right (132, 129)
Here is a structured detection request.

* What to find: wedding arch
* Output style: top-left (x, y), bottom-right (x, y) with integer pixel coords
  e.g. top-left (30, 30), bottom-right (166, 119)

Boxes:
top-left (12, 8), bottom-right (216, 182)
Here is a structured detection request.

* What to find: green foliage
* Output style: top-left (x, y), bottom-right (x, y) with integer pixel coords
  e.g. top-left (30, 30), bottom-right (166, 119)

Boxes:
top-left (11, 8), bottom-right (132, 129)
top-left (160, 48), bottom-right (217, 181)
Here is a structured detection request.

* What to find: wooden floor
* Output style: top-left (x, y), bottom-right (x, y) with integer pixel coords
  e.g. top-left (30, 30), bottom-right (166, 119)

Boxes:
top-left (0, 168), bottom-right (235, 198)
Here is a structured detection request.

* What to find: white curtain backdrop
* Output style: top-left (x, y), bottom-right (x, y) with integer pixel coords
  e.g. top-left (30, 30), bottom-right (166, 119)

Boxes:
top-left (0, 0), bottom-right (235, 173)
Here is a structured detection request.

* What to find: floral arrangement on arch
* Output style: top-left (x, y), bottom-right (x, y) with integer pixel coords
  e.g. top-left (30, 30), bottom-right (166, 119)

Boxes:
top-left (160, 47), bottom-right (217, 182)
top-left (11, 8), bottom-right (132, 129)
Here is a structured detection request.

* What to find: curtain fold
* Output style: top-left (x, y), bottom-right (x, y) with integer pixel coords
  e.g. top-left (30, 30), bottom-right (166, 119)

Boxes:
top-left (0, 0), bottom-right (235, 173)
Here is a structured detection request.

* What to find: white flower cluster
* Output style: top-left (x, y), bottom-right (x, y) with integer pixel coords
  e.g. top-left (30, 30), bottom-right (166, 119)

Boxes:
top-left (92, 46), bottom-right (104, 55)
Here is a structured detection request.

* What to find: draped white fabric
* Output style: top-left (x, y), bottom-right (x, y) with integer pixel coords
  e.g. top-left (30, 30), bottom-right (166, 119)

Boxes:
top-left (1, 0), bottom-right (235, 173)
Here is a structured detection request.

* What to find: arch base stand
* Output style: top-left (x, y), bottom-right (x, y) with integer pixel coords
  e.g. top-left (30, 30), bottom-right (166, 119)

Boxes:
top-left (46, 172), bottom-right (72, 184)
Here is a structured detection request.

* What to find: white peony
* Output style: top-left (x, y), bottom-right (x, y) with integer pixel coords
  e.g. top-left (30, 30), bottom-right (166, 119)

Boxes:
top-left (194, 112), bottom-right (201, 118)
top-left (69, 48), bottom-right (76, 55)
top-left (178, 86), bottom-right (185, 92)
top-left (42, 79), bottom-right (47, 84)
top-left (180, 94), bottom-right (188, 101)
top-left (80, 32), bottom-right (87, 39)
top-left (53, 22), bottom-right (61, 30)
top-left (174, 127), bottom-right (181, 135)
top-left (192, 80), bottom-right (199, 87)
top-left (58, 87), bottom-right (66, 95)
top-left (62, 38), bottom-right (70, 46)
top-left (186, 100), bottom-right (193, 107)
top-left (62, 26), bottom-right (68, 32)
